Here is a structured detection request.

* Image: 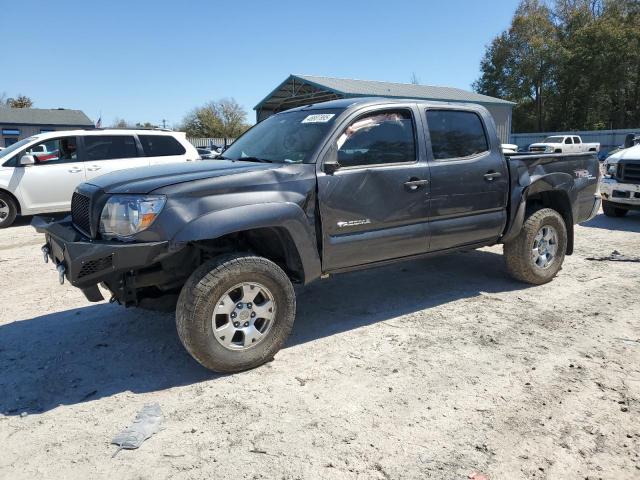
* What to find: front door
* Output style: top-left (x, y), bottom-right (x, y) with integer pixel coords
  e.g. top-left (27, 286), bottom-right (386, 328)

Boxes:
top-left (423, 108), bottom-right (509, 251)
top-left (318, 106), bottom-right (431, 271)
top-left (16, 136), bottom-right (85, 213)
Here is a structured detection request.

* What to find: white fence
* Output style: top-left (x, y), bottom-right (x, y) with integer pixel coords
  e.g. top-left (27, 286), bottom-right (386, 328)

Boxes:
top-left (511, 128), bottom-right (639, 154)
top-left (187, 137), bottom-right (235, 148)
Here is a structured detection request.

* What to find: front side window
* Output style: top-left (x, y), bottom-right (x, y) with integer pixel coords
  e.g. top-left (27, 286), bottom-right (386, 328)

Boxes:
top-left (0, 137), bottom-right (36, 166)
top-left (336, 110), bottom-right (416, 167)
top-left (138, 135), bottom-right (186, 157)
top-left (24, 137), bottom-right (79, 165)
top-left (565, 137), bottom-right (573, 144)
top-left (84, 136), bottom-right (138, 161)
top-left (427, 110), bottom-right (489, 160)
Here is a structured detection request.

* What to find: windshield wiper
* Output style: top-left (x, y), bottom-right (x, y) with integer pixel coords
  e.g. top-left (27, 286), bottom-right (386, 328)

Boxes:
top-left (238, 156), bottom-right (273, 163)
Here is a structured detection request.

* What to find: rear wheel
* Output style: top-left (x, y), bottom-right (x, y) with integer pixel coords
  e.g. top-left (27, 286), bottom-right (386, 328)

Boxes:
top-left (602, 200), bottom-right (628, 217)
top-left (504, 208), bottom-right (567, 285)
top-left (0, 192), bottom-right (17, 228)
top-left (176, 253), bottom-right (296, 373)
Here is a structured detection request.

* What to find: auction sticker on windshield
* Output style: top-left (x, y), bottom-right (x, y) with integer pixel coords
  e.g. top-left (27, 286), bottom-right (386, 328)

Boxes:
top-left (301, 114), bottom-right (335, 123)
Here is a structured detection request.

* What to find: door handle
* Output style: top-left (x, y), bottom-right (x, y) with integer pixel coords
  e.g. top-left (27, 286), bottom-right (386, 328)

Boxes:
top-left (87, 166), bottom-right (101, 172)
top-left (484, 171), bottom-right (502, 181)
top-left (404, 178), bottom-right (429, 191)
top-left (68, 168), bottom-right (82, 173)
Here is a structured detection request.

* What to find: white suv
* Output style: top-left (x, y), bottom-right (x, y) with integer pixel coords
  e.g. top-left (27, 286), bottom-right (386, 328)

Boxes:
top-left (0, 129), bottom-right (200, 227)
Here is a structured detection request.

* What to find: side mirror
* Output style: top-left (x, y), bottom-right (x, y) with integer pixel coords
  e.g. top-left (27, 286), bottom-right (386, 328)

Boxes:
top-left (323, 146), bottom-right (341, 175)
top-left (20, 155), bottom-right (36, 166)
top-left (624, 134), bottom-right (635, 149)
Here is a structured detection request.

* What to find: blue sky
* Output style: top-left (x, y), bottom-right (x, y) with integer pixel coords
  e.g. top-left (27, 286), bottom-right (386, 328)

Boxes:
top-left (3, 0), bottom-right (520, 127)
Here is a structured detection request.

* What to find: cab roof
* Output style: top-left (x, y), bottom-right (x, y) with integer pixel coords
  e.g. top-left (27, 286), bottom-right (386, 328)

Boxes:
top-left (284, 96), bottom-right (487, 113)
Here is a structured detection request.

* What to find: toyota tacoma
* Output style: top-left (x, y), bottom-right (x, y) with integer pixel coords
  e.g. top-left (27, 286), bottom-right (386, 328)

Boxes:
top-left (33, 98), bottom-right (601, 372)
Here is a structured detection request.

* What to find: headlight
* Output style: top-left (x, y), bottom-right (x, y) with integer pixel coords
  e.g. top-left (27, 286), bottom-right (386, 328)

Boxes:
top-left (545, 146), bottom-right (554, 152)
top-left (99, 195), bottom-right (166, 239)
top-left (606, 164), bottom-right (617, 177)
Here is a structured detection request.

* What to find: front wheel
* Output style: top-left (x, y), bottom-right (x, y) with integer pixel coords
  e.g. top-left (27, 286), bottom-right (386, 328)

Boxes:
top-left (504, 208), bottom-right (567, 285)
top-left (0, 192), bottom-right (17, 228)
top-left (602, 200), bottom-right (628, 217)
top-left (176, 254), bottom-right (296, 373)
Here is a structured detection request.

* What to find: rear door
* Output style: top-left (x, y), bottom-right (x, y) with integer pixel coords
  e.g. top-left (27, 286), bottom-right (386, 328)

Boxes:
top-left (317, 105), bottom-right (431, 271)
top-left (564, 136), bottom-right (575, 153)
top-left (82, 135), bottom-right (149, 180)
top-left (15, 136), bottom-right (85, 213)
top-left (423, 108), bottom-right (509, 251)
top-left (573, 136), bottom-right (582, 152)
top-left (138, 134), bottom-right (189, 166)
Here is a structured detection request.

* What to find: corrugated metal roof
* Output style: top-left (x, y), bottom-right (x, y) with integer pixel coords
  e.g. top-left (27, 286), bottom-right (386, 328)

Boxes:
top-left (255, 74), bottom-right (514, 110)
top-left (0, 107), bottom-right (93, 126)
top-left (297, 75), bottom-right (514, 105)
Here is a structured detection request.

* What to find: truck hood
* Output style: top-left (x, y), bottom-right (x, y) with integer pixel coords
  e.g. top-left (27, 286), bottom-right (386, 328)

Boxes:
top-left (86, 160), bottom-right (279, 194)
top-left (607, 144), bottom-right (640, 163)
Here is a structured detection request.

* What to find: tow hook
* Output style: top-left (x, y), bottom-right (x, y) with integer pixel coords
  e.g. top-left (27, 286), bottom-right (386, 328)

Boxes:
top-left (56, 264), bottom-right (66, 285)
top-left (41, 245), bottom-right (50, 263)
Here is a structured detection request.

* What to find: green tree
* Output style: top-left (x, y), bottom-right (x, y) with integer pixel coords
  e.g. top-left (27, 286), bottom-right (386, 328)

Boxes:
top-left (7, 95), bottom-right (34, 108)
top-left (111, 118), bottom-right (130, 128)
top-left (474, 0), bottom-right (556, 132)
top-left (181, 98), bottom-right (250, 138)
top-left (474, 0), bottom-right (640, 132)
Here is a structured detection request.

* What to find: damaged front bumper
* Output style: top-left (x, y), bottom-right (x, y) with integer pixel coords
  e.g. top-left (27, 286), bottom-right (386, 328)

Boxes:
top-left (600, 179), bottom-right (640, 209)
top-left (32, 216), bottom-right (172, 302)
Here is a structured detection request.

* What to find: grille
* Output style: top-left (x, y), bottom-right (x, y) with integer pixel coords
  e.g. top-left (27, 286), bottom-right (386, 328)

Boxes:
top-left (78, 255), bottom-right (113, 279)
top-left (71, 192), bottom-right (91, 235)
top-left (529, 146), bottom-right (547, 152)
top-left (619, 161), bottom-right (640, 184)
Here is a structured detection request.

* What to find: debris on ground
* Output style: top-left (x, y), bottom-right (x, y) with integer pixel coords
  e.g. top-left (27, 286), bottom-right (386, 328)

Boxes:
top-left (468, 471), bottom-right (489, 480)
top-left (586, 250), bottom-right (640, 262)
top-left (111, 403), bottom-right (164, 456)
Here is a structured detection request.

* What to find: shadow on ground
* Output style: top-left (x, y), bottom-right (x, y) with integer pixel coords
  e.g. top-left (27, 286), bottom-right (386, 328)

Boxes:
top-left (582, 211), bottom-right (640, 233)
top-left (7, 214), bottom-right (68, 228)
top-left (0, 249), bottom-right (529, 415)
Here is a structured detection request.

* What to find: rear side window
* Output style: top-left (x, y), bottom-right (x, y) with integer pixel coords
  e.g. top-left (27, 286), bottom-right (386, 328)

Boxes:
top-left (138, 135), bottom-right (186, 157)
top-left (426, 110), bottom-right (489, 160)
top-left (84, 136), bottom-right (138, 161)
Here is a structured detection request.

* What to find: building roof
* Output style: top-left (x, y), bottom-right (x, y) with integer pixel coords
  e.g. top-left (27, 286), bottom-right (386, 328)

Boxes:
top-left (255, 74), bottom-right (515, 111)
top-left (0, 107), bottom-right (93, 126)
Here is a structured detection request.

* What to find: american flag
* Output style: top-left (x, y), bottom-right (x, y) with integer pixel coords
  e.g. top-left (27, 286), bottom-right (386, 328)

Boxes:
top-left (95, 116), bottom-right (102, 128)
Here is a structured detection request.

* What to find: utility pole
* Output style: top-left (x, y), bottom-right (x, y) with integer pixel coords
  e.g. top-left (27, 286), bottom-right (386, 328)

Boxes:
top-left (161, 119), bottom-right (167, 129)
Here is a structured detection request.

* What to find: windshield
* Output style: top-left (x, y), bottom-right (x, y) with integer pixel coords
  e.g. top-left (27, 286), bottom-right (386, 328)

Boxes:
top-left (222, 109), bottom-right (342, 163)
top-left (0, 137), bottom-right (37, 163)
top-left (543, 136), bottom-right (564, 144)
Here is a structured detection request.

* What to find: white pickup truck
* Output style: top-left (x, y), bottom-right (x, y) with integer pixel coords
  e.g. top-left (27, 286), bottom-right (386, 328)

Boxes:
top-left (600, 142), bottom-right (640, 217)
top-left (529, 135), bottom-right (600, 154)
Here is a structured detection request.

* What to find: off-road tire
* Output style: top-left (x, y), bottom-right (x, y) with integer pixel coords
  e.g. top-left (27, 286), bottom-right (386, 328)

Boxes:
top-left (176, 253), bottom-right (296, 373)
top-left (0, 192), bottom-right (17, 228)
top-left (504, 208), bottom-right (567, 285)
top-left (602, 200), bottom-right (628, 217)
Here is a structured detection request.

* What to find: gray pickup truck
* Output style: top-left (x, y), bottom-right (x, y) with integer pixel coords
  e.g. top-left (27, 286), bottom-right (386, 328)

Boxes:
top-left (34, 98), bottom-right (601, 372)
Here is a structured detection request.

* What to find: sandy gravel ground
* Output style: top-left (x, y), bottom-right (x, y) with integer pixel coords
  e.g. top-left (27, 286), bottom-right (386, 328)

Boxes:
top-left (1, 212), bottom-right (639, 480)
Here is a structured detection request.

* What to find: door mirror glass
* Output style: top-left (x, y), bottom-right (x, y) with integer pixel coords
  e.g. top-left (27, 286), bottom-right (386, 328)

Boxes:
top-left (20, 154), bottom-right (35, 165)
top-left (624, 134), bottom-right (635, 149)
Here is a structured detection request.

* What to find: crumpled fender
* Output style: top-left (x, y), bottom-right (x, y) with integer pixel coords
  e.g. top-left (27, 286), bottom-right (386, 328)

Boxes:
top-left (502, 169), bottom-right (575, 244)
top-left (172, 202), bottom-right (321, 284)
